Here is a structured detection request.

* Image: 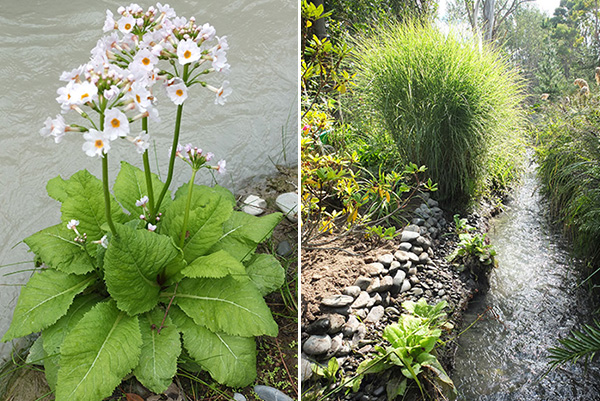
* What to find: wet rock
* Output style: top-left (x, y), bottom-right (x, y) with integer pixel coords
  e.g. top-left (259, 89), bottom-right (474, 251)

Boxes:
top-left (351, 291), bottom-right (370, 309)
top-left (254, 385), bottom-right (293, 401)
top-left (275, 192), bottom-right (298, 222)
top-left (306, 317), bottom-right (330, 335)
top-left (427, 198), bottom-right (439, 207)
top-left (276, 240), bottom-right (292, 257)
top-left (412, 218), bottom-right (425, 226)
top-left (303, 334), bottom-right (332, 355)
top-left (354, 276), bottom-right (372, 290)
top-left (321, 295), bottom-right (354, 308)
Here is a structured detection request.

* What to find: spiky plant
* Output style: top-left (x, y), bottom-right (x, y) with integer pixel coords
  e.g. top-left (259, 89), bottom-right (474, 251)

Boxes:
top-left (548, 321), bottom-right (600, 368)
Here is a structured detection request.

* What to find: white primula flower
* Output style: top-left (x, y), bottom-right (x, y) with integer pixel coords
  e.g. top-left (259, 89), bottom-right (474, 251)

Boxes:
top-left (131, 131), bottom-right (150, 154)
top-left (177, 39), bottom-right (201, 65)
top-left (199, 23), bottom-right (216, 42)
top-left (157, 2), bottom-right (177, 18)
top-left (40, 115), bottom-right (66, 143)
top-left (72, 81), bottom-right (99, 105)
top-left (60, 64), bottom-right (86, 82)
top-left (165, 79), bottom-right (188, 105)
top-left (67, 219), bottom-right (79, 230)
top-left (127, 81), bottom-right (152, 112)
top-left (82, 129), bottom-right (111, 157)
top-left (135, 195), bottom-right (149, 207)
top-left (103, 85), bottom-right (121, 101)
top-left (104, 108), bottom-right (130, 140)
top-left (217, 159), bottom-right (226, 174)
top-left (103, 9), bottom-right (116, 32)
top-left (133, 48), bottom-right (158, 71)
top-left (210, 48), bottom-right (228, 72)
top-left (207, 81), bottom-right (232, 105)
top-left (98, 235), bottom-right (108, 249)
top-left (147, 223), bottom-right (157, 232)
top-left (118, 15), bottom-right (136, 34)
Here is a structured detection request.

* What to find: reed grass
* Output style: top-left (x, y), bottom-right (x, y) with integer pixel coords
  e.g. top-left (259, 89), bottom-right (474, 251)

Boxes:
top-left (352, 22), bottom-right (526, 205)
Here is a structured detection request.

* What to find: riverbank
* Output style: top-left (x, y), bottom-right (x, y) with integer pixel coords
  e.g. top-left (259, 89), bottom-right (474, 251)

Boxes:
top-left (300, 193), bottom-right (497, 400)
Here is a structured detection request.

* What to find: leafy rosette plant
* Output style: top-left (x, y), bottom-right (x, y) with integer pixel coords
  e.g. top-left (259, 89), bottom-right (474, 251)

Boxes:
top-left (1, 3), bottom-right (285, 401)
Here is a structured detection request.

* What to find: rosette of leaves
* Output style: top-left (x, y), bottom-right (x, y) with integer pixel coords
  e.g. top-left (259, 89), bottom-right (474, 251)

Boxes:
top-left (354, 299), bottom-right (456, 401)
top-left (446, 232), bottom-right (497, 274)
top-left (1, 162), bottom-right (285, 401)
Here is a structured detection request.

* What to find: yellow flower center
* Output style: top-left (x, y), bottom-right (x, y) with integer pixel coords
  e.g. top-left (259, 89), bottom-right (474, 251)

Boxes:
top-left (95, 139), bottom-right (104, 149)
top-left (136, 94), bottom-right (141, 103)
top-left (125, 23), bottom-right (132, 30)
top-left (184, 50), bottom-right (191, 59)
top-left (176, 89), bottom-right (184, 97)
top-left (111, 118), bottom-right (120, 128)
top-left (142, 57), bottom-right (150, 66)
top-left (81, 93), bottom-right (89, 101)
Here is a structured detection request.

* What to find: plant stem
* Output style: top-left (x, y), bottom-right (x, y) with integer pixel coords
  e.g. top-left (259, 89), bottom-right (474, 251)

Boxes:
top-left (102, 155), bottom-right (117, 235)
top-left (141, 117), bottom-right (156, 218)
top-left (100, 114), bottom-right (117, 236)
top-left (154, 63), bottom-right (189, 214)
top-left (179, 168), bottom-right (198, 249)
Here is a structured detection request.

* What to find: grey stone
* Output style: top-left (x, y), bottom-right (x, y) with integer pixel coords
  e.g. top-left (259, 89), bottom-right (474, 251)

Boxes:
top-left (398, 242), bottom-right (412, 251)
top-left (408, 252), bottom-right (420, 263)
top-left (418, 252), bottom-right (430, 264)
top-left (377, 254), bottom-right (394, 266)
top-left (408, 267), bottom-right (418, 276)
top-left (321, 294), bottom-right (354, 308)
top-left (394, 250), bottom-right (410, 263)
top-left (373, 386), bottom-right (386, 397)
top-left (381, 292), bottom-right (391, 306)
top-left (241, 194), bottom-right (267, 216)
top-left (234, 392), bottom-right (247, 401)
top-left (365, 305), bottom-right (385, 323)
top-left (438, 289), bottom-right (446, 296)
top-left (351, 324), bottom-right (366, 346)
top-left (329, 333), bottom-right (343, 355)
top-left (303, 335), bottom-right (331, 355)
top-left (379, 275), bottom-right (394, 292)
top-left (254, 385), bottom-right (294, 401)
top-left (400, 279), bottom-right (412, 293)
top-left (342, 315), bottom-right (360, 337)
top-left (276, 240), bottom-right (292, 257)
top-left (275, 193), bottom-right (298, 223)
top-left (427, 198), bottom-right (439, 207)
top-left (327, 314), bottom-right (346, 334)
top-left (385, 306), bottom-right (401, 316)
top-left (351, 291), bottom-right (370, 309)
top-left (404, 224), bottom-right (421, 232)
top-left (354, 276), bottom-right (372, 290)
top-left (416, 236), bottom-right (431, 250)
top-left (372, 293), bottom-right (382, 305)
top-left (401, 230), bottom-right (420, 242)
top-left (420, 226), bottom-right (430, 235)
top-left (393, 270), bottom-right (407, 287)
top-left (336, 342), bottom-right (352, 356)
top-left (411, 218), bottom-right (425, 226)
top-left (365, 262), bottom-right (384, 276)
top-left (355, 308), bottom-right (368, 320)
top-left (412, 288), bottom-right (424, 296)
top-left (412, 246), bottom-right (424, 255)
top-left (366, 277), bottom-right (380, 293)
top-left (431, 206), bottom-right (442, 214)
top-left (301, 357), bottom-right (313, 382)
top-left (366, 294), bottom-right (377, 308)
top-left (343, 286), bottom-right (362, 298)
top-left (410, 275), bottom-right (420, 284)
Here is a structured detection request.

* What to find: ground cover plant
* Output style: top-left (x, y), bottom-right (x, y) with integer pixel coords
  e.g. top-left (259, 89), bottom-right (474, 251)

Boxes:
top-left (352, 22), bottom-right (526, 206)
top-left (1, 4), bottom-right (287, 401)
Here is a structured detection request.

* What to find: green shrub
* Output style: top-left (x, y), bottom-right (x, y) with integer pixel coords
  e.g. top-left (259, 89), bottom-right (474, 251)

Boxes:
top-left (353, 22), bottom-right (526, 205)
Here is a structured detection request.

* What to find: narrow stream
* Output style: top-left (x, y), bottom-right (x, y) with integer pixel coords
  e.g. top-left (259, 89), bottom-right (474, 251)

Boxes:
top-left (452, 159), bottom-right (600, 400)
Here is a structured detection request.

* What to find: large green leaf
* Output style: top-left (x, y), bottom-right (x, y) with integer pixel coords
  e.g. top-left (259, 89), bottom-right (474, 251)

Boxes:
top-left (245, 254), bottom-right (285, 296)
top-left (42, 294), bottom-right (102, 390)
top-left (49, 170), bottom-right (129, 240)
top-left (56, 300), bottom-right (142, 401)
top-left (24, 224), bottom-right (96, 275)
top-left (168, 276), bottom-right (278, 337)
top-left (1, 270), bottom-right (95, 341)
top-left (104, 223), bottom-right (180, 315)
top-left (182, 250), bottom-right (248, 282)
top-left (134, 307), bottom-right (181, 394)
top-left (210, 212), bottom-right (282, 262)
top-left (170, 307), bottom-right (257, 387)
top-left (161, 185), bottom-right (233, 262)
top-left (113, 161), bottom-right (172, 216)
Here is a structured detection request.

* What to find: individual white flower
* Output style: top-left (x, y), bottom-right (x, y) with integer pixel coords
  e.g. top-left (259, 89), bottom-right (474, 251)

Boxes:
top-left (127, 81), bottom-right (152, 111)
top-left (104, 108), bottom-right (130, 140)
top-left (210, 48), bottom-right (229, 72)
top-left (118, 15), bottom-right (136, 34)
top-left (147, 223), bottom-right (157, 232)
top-left (67, 219), bottom-right (79, 230)
top-left (205, 152), bottom-right (214, 162)
top-left (177, 39), bottom-right (201, 65)
top-left (217, 159), bottom-right (226, 174)
top-left (136, 195), bottom-right (149, 207)
top-left (165, 79), bottom-right (188, 105)
top-left (59, 64), bottom-right (86, 82)
top-left (97, 235), bottom-right (109, 249)
top-left (133, 48), bottom-right (158, 71)
top-left (40, 115), bottom-right (66, 143)
top-left (103, 9), bottom-right (116, 32)
top-left (71, 81), bottom-right (99, 105)
top-left (207, 80), bottom-right (232, 105)
top-left (215, 36), bottom-right (229, 51)
top-left (82, 129), bottom-right (111, 157)
top-left (131, 131), bottom-right (150, 154)
top-left (103, 85), bottom-right (121, 101)
top-left (199, 23), bottom-right (216, 42)
top-left (157, 2), bottom-right (177, 18)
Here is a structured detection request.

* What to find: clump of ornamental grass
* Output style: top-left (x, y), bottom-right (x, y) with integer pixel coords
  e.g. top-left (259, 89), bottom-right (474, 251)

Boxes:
top-left (1, 4), bottom-right (285, 401)
top-left (352, 22), bottom-right (525, 205)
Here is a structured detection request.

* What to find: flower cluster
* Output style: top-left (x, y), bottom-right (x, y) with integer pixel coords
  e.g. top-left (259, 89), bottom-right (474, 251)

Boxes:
top-left (40, 2), bottom-right (232, 158)
top-left (136, 195), bottom-right (161, 230)
top-left (174, 143), bottom-right (226, 174)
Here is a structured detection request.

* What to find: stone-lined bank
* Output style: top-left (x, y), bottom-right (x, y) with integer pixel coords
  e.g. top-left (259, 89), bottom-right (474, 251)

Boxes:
top-left (301, 197), bottom-right (485, 399)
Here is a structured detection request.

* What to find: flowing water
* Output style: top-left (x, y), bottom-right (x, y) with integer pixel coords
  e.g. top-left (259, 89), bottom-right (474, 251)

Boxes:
top-left (0, 0), bottom-right (297, 362)
top-left (453, 159), bottom-right (600, 399)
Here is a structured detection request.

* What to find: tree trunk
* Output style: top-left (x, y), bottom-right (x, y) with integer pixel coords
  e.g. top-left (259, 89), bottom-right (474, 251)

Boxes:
top-left (311, 0), bottom-right (327, 39)
top-left (483, 0), bottom-right (495, 42)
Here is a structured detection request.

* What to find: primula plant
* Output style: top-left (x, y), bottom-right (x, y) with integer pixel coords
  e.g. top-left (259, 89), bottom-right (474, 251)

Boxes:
top-left (1, 3), bottom-right (285, 401)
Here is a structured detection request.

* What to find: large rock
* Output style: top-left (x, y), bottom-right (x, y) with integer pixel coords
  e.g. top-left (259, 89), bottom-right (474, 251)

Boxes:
top-left (303, 334), bottom-right (332, 355)
top-left (321, 294), bottom-right (354, 308)
top-left (275, 192), bottom-right (298, 222)
top-left (365, 305), bottom-right (385, 323)
top-left (241, 194), bottom-right (267, 216)
top-left (254, 385), bottom-right (293, 401)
